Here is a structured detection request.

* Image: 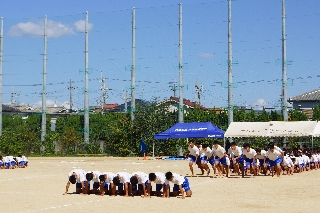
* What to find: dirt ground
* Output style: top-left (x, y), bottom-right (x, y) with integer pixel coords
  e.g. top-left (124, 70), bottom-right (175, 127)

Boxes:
top-left (0, 157), bottom-right (319, 213)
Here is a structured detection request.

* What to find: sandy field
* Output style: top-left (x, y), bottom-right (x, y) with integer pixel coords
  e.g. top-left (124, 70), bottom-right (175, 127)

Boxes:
top-left (0, 157), bottom-right (319, 213)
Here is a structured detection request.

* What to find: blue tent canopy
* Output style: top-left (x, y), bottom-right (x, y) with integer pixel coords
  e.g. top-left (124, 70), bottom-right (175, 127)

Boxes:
top-left (154, 122), bottom-right (225, 139)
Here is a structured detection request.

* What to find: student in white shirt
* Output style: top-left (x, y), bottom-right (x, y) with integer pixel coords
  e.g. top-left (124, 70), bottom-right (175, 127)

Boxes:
top-left (202, 144), bottom-right (214, 176)
top-left (3, 156), bottom-right (12, 169)
top-left (242, 143), bottom-right (257, 177)
top-left (86, 170), bottom-right (102, 194)
top-left (113, 172), bottom-right (132, 197)
top-left (0, 156), bottom-right (3, 169)
top-left (147, 172), bottom-right (168, 198)
top-left (64, 169), bottom-right (87, 195)
top-left (228, 142), bottom-right (244, 178)
top-left (130, 172), bottom-right (149, 197)
top-left (187, 141), bottom-right (199, 176)
top-left (196, 141), bottom-right (208, 175)
top-left (266, 145), bottom-right (283, 177)
top-left (99, 172), bottom-right (116, 196)
top-left (256, 148), bottom-right (269, 176)
top-left (165, 172), bottom-right (192, 199)
top-left (212, 140), bottom-right (228, 177)
top-left (282, 153), bottom-right (294, 175)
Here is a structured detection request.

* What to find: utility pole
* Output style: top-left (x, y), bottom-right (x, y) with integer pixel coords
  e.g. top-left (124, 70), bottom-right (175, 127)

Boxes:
top-left (227, 0), bottom-right (233, 125)
top-left (11, 87), bottom-right (19, 106)
top-left (170, 83), bottom-right (178, 98)
top-left (123, 90), bottom-right (130, 113)
top-left (195, 77), bottom-right (203, 105)
top-left (99, 71), bottom-right (109, 111)
top-left (41, 15), bottom-right (47, 142)
top-left (0, 17), bottom-right (3, 136)
top-left (131, 7), bottom-right (136, 121)
top-left (178, 3), bottom-right (184, 123)
top-left (84, 11), bottom-right (89, 143)
top-left (282, 0), bottom-right (288, 121)
top-left (65, 79), bottom-right (76, 112)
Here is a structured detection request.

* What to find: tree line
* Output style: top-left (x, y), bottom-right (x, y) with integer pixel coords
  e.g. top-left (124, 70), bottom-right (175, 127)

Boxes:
top-left (0, 101), bottom-right (319, 157)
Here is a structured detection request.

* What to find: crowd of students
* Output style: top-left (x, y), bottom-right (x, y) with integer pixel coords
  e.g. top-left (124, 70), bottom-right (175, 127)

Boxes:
top-left (188, 140), bottom-right (320, 178)
top-left (64, 170), bottom-right (192, 199)
top-left (0, 155), bottom-right (29, 169)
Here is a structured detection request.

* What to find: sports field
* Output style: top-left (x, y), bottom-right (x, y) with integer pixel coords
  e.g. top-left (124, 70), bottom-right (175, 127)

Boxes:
top-left (0, 157), bottom-right (319, 213)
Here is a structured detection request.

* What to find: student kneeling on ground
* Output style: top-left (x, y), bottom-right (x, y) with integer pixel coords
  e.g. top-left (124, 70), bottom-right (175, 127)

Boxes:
top-left (165, 171), bottom-right (192, 199)
top-left (64, 169), bottom-right (88, 195)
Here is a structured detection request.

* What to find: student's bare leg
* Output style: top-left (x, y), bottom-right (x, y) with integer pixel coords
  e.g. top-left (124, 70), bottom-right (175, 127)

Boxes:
top-left (186, 190), bottom-right (192, 197)
top-left (189, 162), bottom-right (194, 176)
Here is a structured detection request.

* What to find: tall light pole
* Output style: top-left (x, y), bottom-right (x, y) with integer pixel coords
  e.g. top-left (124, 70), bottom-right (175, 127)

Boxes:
top-left (84, 11), bottom-right (90, 143)
top-left (227, 0), bottom-right (233, 125)
top-left (178, 3), bottom-right (184, 123)
top-left (0, 17), bottom-right (3, 136)
top-left (282, 0), bottom-right (288, 121)
top-left (131, 7), bottom-right (136, 121)
top-left (41, 15), bottom-right (47, 142)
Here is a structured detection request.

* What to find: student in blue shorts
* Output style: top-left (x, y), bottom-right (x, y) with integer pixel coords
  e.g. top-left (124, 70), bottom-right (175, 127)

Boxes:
top-left (165, 171), bottom-right (192, 199)
top-left (187, 141), bottom-right (200, 176)
top-left (63, 169), bottom-right (88, 195)
top-left (130, 172), bottom-right (149, 197)
top-left (242, 143), bottom-right (257, 177)
top-left (212, 140), bottom-right (228, 177)
top-left (0, 156), bottom-right (3, 169)
top-left (112, 172), bottom-right (132, 197)
top-left (99, 172), bottom-right (116, 196)
top-left (147, 172), bottom-right (168, 198)
top-left (228, 142), bottom-right (245, 178)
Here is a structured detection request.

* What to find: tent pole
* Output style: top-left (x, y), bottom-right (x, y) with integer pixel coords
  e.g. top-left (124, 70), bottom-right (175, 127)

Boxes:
top-left (152, 141), bottom-right (155, 158)
top-left (224, 137), bottom-right (226, 149)
top-left (312, 136), bottom-right (314, 152)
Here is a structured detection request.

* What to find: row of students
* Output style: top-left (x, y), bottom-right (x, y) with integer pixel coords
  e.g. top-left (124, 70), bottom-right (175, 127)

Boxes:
top-left (64, 170), bottom-right (192, 199)
top-left (188, 140), bottom-right (319, 178)
top-left (0, 155), bottom-right (28, 169)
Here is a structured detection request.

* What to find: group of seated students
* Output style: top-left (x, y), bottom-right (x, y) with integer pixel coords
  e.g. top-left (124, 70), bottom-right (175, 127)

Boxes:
top-left (0, 155), bottom-right (28, 169)
top-left (188, 140), bottom-right (320, 178)
top-left (64, 170), bottom-right (192, 199)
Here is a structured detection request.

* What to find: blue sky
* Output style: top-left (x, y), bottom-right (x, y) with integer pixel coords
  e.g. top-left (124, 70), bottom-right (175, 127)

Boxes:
top-left (0, 0), bottom-right (319, 110)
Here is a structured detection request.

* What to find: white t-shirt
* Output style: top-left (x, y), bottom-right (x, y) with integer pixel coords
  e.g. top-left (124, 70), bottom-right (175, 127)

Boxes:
top-left (87, 170), bottom-right (102, 182)
top-left (266, 150), bottom-right (282, 161)
top-left (311, 155), bottom-right (318, 163)
top-left (16, 157), bottom-right (23, 162)
top-left (149, 172), bottom-right (166, 184)
top-left (132, 172), bottom-right (149, 184)
top-left (165, 173), bottom-right (185, 185)
top-left (101, 172), bottom-right (116, 183)
top-left (202, 147), bottom-right (213, 158)
top-left (3, 157), bottom-right (10, 163)
top-left (228, 146), bottom-right (242, 157)
top-left (242, 148), bottom-right (257, 159)
top-left (256, 150), bottom-right (267, 160)
top-left (68, 169), bottom-right (86, 183)
top-left (197, 145), bottom-right (205, 157)
top-left (117, 172), bottom-right (132, 183)
top-left (117, 172), bottom-right (131, 183)
top-left (212, 145), bottom-right (226, 158)
top-left (188, 145), bottom-right (199, 156)
top-left (268, 146), bottom-right (283, 153)
top-left (7, 156), bottom-right (15, 162)
top-left (22, 156), bottom-right (28, 162)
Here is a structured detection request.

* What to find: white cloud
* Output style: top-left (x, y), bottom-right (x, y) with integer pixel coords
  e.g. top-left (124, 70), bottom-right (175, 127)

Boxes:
top-left (74, 20), bottom-right (93, 32)
top-left (198, 52), bottom-right (214, 59)
top-left (8, 20), bottom-right (74, 38)
top-left (27, 100), bottom-right (73, 109)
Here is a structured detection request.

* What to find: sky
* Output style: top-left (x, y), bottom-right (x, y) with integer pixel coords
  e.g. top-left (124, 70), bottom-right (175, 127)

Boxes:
top-left (0, 0), bottom-right (319, 110)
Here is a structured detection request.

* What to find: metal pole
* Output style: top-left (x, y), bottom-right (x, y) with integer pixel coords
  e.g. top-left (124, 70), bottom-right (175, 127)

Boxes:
top-left (178, 3), bottom-right (184, 123)
top-left (41, 15), bottom-right (47, 142)
top-left (282, 0), bottom-right (288, 121)
top-left (124, 90), bottom-right (128, 113)
top-left (84, 11), bottom-right (90, 143)
top-left (227, 0), bottom-right (233, 125)
top-left (131, 7), bottom-right (136, 121)
top-left (0, 17), bottom-right (3, 136)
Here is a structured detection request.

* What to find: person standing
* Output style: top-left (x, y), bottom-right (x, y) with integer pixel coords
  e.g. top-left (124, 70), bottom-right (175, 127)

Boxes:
top-left (187, 141), bottom-right (199, 176)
